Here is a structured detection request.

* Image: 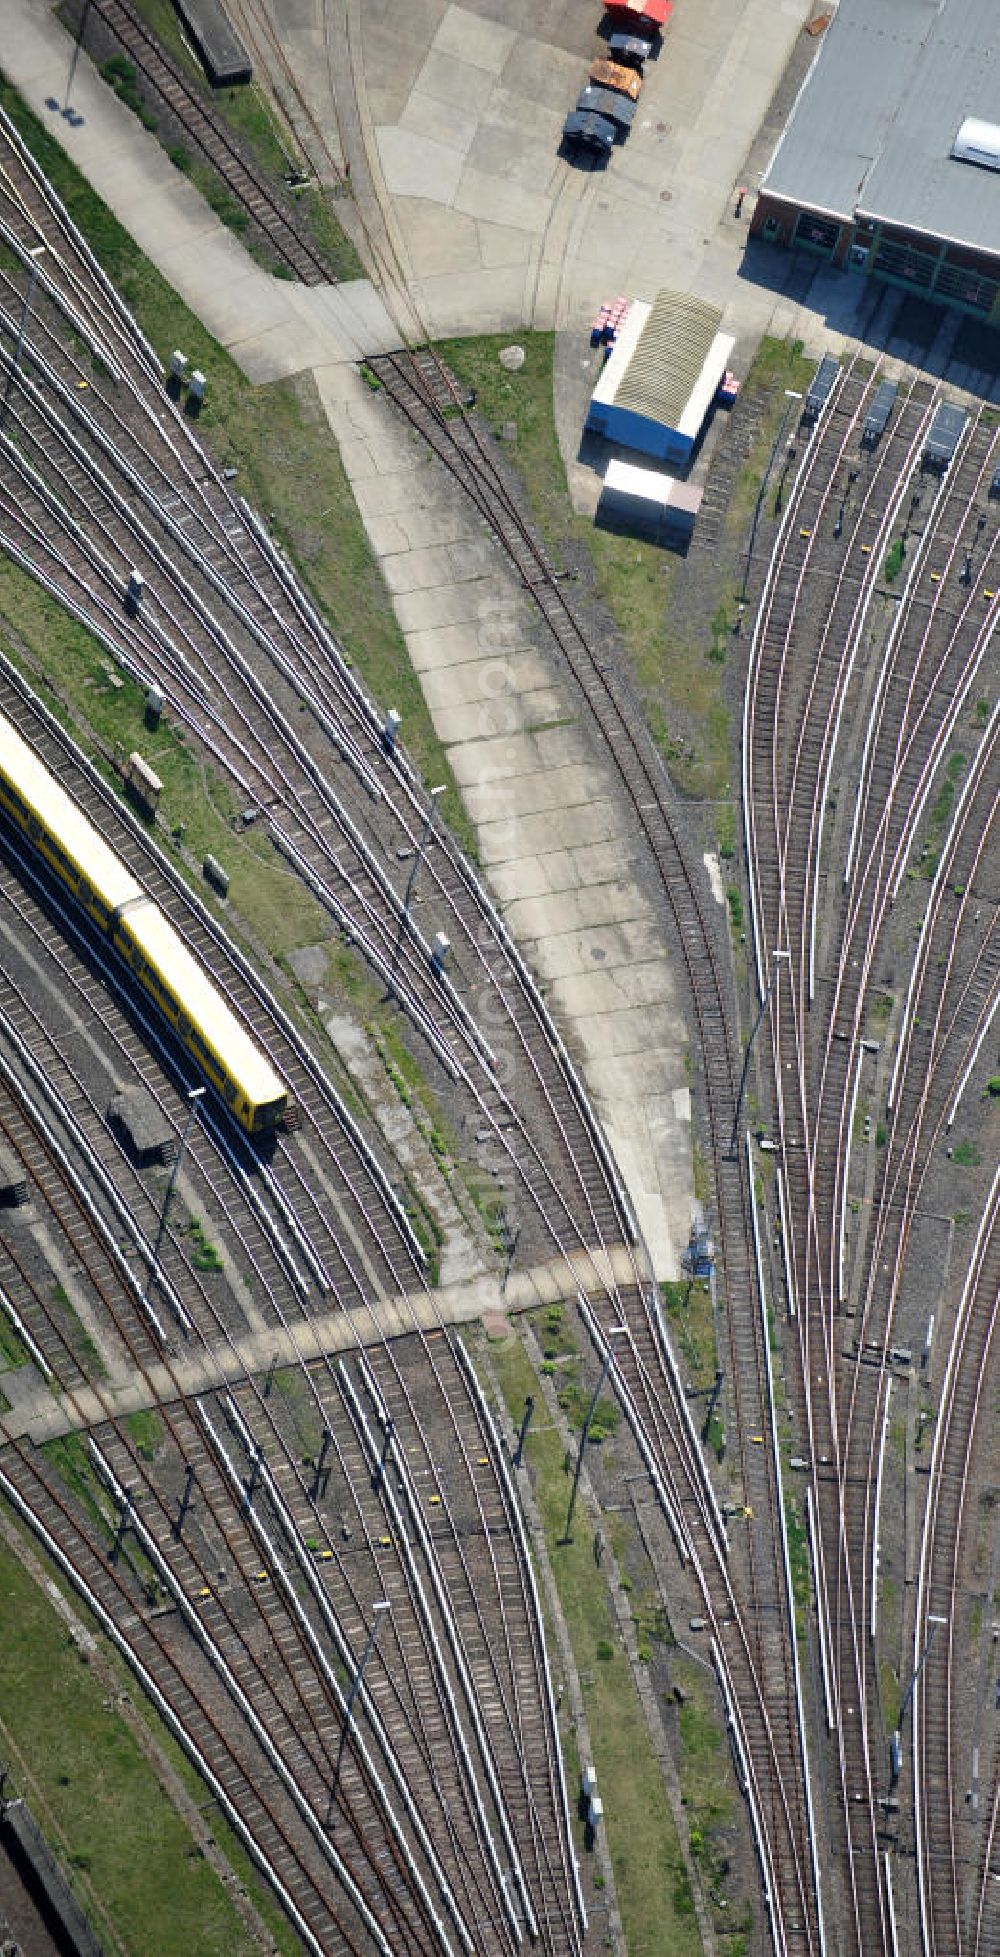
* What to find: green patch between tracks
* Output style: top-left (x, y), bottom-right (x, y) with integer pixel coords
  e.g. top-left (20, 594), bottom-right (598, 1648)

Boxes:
top-left (0, 1524), bottom-right (300, 1954)
top-left (435, 330), bottom-right (812, 806)
top-left (487, 1331), bottom-right (703, 1957)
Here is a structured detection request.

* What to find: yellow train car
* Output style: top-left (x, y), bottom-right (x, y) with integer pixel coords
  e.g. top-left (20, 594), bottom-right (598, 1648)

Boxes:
top-left (0, 709), bottom-right (288, 1137)
top-left (114, 900), bottom-right (287, 1134)
top-left (0, 710), bottom-right (140, 927)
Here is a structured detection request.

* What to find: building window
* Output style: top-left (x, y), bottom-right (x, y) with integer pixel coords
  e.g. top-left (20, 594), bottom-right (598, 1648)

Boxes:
top-left (874, 236), bottom-right (935, 288)
top-left (934, 259), bottom-right (997, 312)
top-left (793, 211), bottom-right (840, 255)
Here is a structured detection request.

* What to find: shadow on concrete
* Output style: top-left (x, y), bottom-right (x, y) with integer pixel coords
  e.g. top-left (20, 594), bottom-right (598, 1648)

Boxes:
top-left (557, 139), bottom-right (612, 172)
top-left (733, 238), bottom-right (1000, 399)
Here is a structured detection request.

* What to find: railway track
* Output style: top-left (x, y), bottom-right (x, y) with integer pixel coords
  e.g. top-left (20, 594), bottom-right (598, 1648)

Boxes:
top-left (366, 350), bottom-right (823, 1954)
top-left (0, 952), bottom-right (587, 1952)
top-left (745, 354), bottom-right (999, 1953)
top-left (83, 0), bottom-right (336, 284)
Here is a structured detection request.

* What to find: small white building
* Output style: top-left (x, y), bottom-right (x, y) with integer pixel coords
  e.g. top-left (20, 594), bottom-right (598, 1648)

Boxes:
top-left (598, 458), bottom-right (703, 541)
top-left (586, 289), bottom-right (735, 466)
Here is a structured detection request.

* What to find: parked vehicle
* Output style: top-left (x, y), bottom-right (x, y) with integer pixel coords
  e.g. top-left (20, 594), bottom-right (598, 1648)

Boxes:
top-left (590, 56), bottom-right (642, 100)
top-left (563, 108), bottom-right (617, 154)
top-left (607, 30), bottom-right (655, 66)
top-left (606, 0), bottom-right (672, 27)
top-left (576, 83), bottom-right (636, 132)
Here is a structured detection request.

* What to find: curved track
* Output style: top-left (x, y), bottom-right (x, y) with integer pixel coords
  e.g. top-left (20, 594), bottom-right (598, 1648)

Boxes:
top-left (745, 357), bottom-right (999, 1955)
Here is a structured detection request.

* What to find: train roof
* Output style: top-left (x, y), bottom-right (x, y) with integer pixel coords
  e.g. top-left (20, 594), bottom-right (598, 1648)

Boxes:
top-left (0, 711), bottom-right (141, 912)
top-left (121, 900), bottom-right (285, 1105)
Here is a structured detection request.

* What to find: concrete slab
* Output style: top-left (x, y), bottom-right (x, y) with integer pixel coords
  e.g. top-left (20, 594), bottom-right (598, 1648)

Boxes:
top-left (447, 721), bottom-right (587, 785)
top-left (399, 87), bottom-right (481, 157)
top-left (453, 165), bottom-right (551, 236)
top-left (392, 197), bottom-right (483, 274)
top-left (467, 120), bottom-right (564, 192)
top-left (409, 264), bottom-right (531, 337)
top-left (477, 798), bottom-right (622, 863)
top-left (393, 578), bottom-right (513, 632)
top-left (500, 36), bottom-right (584, 107)
top-left (529, 917), bottom-right (667, 983)
top-left (433, 5), bottom-right (517, 75)
top-left (375, 125), bottom-right (464, 204)
top-left (414, 47), bottom-right (499, 116)
top-left (584, 1049), bottom-right (687, 1110)
top-left (503, 880), bottom-right (648, 941)
top-left (572, 1004), bottom-right (684, 1059)
top-left (349, 470), bottom-right (437, 521)
top-left (416, 645), bottom-right (553, 706)
top-left (380, 546), bottom-right (468, 594)
top-left (462, 760), bottom-right (600, 823)
top-left (430, 689), bottom-right (566, 745)
top-left (477, 220), bottom-right (535, 270)
top-left (368, 504), bottom-right (476, 554)
top-left (552, 961), bottom-right (679, 1017)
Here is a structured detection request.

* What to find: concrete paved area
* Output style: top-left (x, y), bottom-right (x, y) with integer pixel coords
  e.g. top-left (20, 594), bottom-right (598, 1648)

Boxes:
top-left (0, 1240), bottom-right (641, 1443)
top-left (341, 0), bottom-right (815, 340)
top-left (314, 358), bottom-right (694, 1275)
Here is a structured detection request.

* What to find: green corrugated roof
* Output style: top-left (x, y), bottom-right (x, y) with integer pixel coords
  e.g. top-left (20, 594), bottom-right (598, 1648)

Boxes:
top-left (614, 290), bottom-right (722, 424)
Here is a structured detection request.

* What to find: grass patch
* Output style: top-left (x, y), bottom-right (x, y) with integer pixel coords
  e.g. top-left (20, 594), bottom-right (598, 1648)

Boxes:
top-left (670, 1656), bottom-right (742, 1933)
top-left (556, 1379), bottom-right (619, 1443)
top-left (716, 803), bottom-right (736, 861)
top-left (951, 1140), bottom-right (980, 1167)
top-left (488, 1334), bottom-right (702, 1956)
top-left (188, 1218), bottom-right (224, 1272)
top-left (659, 1280), bottom-right (718, 1393)
top-left (0, 1309), bottom-right (30, 1369)
top-left (0, 1530), bottom-right (293, 1954)
top-left (883, 537), bottom-right (905, 583)
top-left (125, 1409), bottom-right (162, 1462)
top-left (879, 1660), bottom-right (901, 1734)
top-left (784, 1493), bottom-right (810, 1638)
top-left (534, 1302), bottom-right (578, 1364)
top-left (41, 1434), bottom-right (110, 1539)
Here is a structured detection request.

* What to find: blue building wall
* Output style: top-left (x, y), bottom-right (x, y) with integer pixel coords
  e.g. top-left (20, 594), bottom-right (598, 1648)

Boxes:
top-left (585, 399), bottom-right (693, 466)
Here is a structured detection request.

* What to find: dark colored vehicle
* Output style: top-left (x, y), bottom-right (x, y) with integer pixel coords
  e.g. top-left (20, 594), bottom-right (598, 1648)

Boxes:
top-left (607, 30), bottom-right (654, 65)
top-left (563, 109), bottom-right (617, 155)
top-left (576, 83), bottom-right (636, 131)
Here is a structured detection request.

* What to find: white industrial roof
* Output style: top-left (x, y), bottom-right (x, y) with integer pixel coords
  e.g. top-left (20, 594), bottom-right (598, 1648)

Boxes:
top-left (603, 458), bottom-right (675, 505)
top-left (762, 0), bottom-right (1000, 251)
top-left (590, 291), bottom-right (734, 438)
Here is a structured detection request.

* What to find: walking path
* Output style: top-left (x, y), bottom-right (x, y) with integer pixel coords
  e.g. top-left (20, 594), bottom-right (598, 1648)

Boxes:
top-left (0, 1241), bottom-right (641, 1444)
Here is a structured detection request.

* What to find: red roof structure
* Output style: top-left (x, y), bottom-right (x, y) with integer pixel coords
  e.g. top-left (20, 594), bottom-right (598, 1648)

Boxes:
top-left (606, 0), bottom-right (672, 26)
